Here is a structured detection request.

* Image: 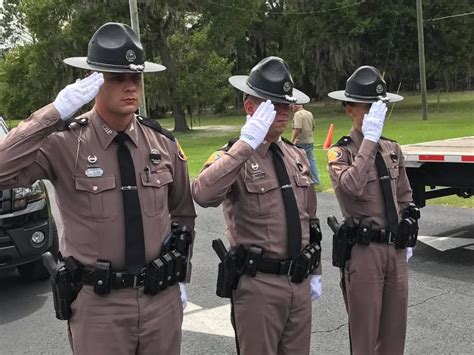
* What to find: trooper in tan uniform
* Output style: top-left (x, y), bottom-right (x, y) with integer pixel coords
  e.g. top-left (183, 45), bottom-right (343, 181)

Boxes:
top-left (0, 23), bottom-right (196, 355)
top-left (327, 66), bottom-right (417, 355)
top-left (193, 56), bottom-right (322, 355)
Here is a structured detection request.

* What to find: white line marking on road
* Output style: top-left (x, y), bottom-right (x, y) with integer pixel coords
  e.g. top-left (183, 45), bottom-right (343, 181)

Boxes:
top-left (183, 303), bottom-right (234, 337)
top-left (418, 235), bottom-right (474, 251)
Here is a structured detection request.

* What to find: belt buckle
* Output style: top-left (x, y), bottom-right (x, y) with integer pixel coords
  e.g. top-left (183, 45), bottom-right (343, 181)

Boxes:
top-left (133, 270), bottom-right (146, 288)
top-left (388, 231), bottom-right (396, 245)
top-left (286, 260), bottom-right (294, 277)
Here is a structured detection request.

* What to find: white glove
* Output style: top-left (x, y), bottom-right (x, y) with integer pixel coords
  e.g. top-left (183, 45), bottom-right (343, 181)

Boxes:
top-left (240, 100), bottom-right (276, 149)
top-left (361, 100), bottom-right (388, 142)
top-left (310, 275), bottom-right (322, 301)
top-left (53, 72), bottom-right (104, 120)
top-left (406, 247), bottom-right (413, 262)
top-left (179, 283), bottom-right (188, 309)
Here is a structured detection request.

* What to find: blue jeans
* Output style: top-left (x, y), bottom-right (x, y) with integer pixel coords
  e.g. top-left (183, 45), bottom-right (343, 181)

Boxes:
top-left (296, 143), bottom-right (320, 185)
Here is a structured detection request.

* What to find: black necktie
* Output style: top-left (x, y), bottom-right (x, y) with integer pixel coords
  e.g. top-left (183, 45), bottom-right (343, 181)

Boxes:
top-left (269, 143), bottom-right (302, 259)
top-left (114, 132), bottom-right (145, 274)
top-left (374, 151), bottom-right (399, 235)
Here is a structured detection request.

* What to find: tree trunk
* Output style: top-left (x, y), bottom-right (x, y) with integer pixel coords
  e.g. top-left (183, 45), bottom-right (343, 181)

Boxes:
top-left (155, 35), bottom-right (190, 132)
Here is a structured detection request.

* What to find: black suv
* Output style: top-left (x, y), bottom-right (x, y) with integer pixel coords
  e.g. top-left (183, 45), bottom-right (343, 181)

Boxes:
top-left (0, 117), bottom-right (58, 281)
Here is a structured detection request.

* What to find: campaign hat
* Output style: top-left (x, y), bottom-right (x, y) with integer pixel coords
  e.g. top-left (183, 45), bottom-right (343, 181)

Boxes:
top-left (328, 66), bottom-right (403, 103)
top-left (64, 22), bottom-right (165, 73)
top-left (229, 56), bottom-right (310, 104)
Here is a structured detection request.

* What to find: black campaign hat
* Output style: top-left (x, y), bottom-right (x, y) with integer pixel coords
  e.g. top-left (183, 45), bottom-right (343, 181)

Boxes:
top-left (328, 66), bottom-right (403, 103)
top-left (229, 56), bottom-right (310, 104)
top-left (64, 22), bottom-right (166, 73)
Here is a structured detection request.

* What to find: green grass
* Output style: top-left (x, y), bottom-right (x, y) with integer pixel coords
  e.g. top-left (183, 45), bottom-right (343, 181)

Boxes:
top-left (8, 91), bottom-right (474, 207)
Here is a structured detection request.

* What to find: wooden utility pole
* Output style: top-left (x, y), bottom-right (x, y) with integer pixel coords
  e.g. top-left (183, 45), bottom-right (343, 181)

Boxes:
top-left (416, 0), bottom-right (428, 120)
top-left (129, 0), bottom-right (147, 117)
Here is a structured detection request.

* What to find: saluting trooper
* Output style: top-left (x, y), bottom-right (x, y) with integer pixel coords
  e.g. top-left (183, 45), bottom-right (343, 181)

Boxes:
top-left (0, 23), bottom-right (196, 354)
top-left (193, 56), bottom-right (322, 355)
top-left (327, 66), bottom-right (415, 355)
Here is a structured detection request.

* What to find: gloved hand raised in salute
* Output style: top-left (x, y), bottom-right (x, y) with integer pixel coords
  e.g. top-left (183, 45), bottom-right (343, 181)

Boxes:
top-left (53, 72), bottom-right (104, 120)
top-left (362, 100), bottom-right (388, 143)
top-left (240, 100), bottom-right (276, 150)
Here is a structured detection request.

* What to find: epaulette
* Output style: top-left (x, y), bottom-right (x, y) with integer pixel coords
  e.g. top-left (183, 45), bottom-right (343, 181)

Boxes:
top-left (137, 116), bottom-right (175, 142)
top-left (218, 137), bottom-right (239, 152)
top-left (380, 136), bottom-right (398, 143)
top-left (334, 136), bottom-right (352, 147)
top-left (65, 114), bottom-right (90, 130)
top-left (281, 137), bottom-right (295, 146)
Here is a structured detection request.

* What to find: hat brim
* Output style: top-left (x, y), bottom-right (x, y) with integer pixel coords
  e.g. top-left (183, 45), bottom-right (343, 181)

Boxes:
top-left (229, 75), bottom-right (310, 104)
top-left (328, 90), bottom-right (404, 103)
top-left (63, 57), bottom-right (166, 73)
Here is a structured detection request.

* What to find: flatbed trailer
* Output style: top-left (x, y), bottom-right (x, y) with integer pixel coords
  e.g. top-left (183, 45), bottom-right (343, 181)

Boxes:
top-left (402, 136), bottom-right (474, 207)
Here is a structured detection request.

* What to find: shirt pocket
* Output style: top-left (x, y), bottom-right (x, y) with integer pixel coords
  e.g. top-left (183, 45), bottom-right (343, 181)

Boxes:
top-left (356, 170), bottom-right (379, 202)
top-left (140, 169), bottom-right (173, 217)
top-left (243, 178), bottom-right (280, 217)
top-left (74, 175), bottom-right (118, 220)
top-left (293, 173), bottom-right (311, 212)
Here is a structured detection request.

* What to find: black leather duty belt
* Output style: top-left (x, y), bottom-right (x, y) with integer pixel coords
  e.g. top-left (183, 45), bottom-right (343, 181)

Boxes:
top-left (79, 268), bottom-right (147, 289)
top-left (257, 258), bottom-right (294, 276)
top-left (369, 229), bottom-right (397, 244)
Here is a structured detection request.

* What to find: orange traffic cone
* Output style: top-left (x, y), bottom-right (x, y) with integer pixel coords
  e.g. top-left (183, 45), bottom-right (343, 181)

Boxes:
top-left (322, 123), bottom-right (334, 149)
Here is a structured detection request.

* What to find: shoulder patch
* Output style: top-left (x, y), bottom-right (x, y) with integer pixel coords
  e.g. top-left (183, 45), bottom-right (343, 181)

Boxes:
top-left (219, 137), bottom-right (239, 152)
top-left (334, 136), bottom-right (352, 147)
top-left (380, 136), bottom-right (398, 143)
top-left (204, 151), bottom-right (224, 167)
top-left (176, 139), bottom-right (187, 161)
top-left (137, 116), bottom-right (175, 142)
top-left (327, 146), bottom-right (343, 163)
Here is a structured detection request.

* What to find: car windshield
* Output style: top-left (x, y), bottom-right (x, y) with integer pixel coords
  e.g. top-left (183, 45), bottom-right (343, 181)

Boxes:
top-left (0, 118), bottom-right (8, 139)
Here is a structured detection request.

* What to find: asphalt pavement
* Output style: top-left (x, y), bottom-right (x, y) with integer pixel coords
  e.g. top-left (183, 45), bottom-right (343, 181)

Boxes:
top-left (0, 189), bottom-right (473, 354)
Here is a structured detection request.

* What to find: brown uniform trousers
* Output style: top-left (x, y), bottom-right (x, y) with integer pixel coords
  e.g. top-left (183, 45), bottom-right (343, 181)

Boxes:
top-left (193, 139), bottom-right (318, 355)
top-left (0, 105), bottom-right (196, 354)
top-left (328, 128), bottom-right (413, 355)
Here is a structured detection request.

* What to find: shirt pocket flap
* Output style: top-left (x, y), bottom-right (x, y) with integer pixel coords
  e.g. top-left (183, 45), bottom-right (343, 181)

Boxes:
top-left (74, 175), bottom-right (116, 194)
top-left (294, 173), bottom-right (312, 187)
top-left (244, 178), bottom-right (279, 194)
top-left (367, 170), bottom-right (379, 182)
top-left (389, 167), bottom-right (399, 179)
top-left (140, 169), bottom-right (173, 188)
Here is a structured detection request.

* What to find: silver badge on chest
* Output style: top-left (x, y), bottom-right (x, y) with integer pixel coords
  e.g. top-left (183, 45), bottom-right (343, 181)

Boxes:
top-left (85, 154), bottom-right (103, 177)
top-left (149, 149), bottom-right (161, 165)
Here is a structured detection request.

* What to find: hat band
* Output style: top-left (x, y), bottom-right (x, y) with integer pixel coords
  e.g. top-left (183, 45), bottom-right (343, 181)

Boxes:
top-left (87, 59), bottom-right (145, 72)
top-left (345, 91), bottom-right (385, 100)
top-left (247, 80), bottom-right (297, 103)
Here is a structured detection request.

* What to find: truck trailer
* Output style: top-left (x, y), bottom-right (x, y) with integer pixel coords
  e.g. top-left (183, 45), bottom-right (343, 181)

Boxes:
top-left (402, 136), bottom-right (474, 207)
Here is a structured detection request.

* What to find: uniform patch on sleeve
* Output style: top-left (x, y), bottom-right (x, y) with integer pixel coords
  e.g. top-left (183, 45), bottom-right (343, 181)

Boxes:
top-left (176, 140), bottom-right (188, 161)
top-left (204, 151), bottom-right (223, 167)
top-left (327, 147), bottom-right (343, 163)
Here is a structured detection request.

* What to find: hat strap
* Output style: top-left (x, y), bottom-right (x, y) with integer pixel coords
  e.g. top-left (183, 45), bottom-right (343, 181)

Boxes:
top-left (247, 81), bottom-right (297, 103)
top-left (86, 59), bottom-right (145, 72)
top-left (344, 91), bottom-right (385, 100)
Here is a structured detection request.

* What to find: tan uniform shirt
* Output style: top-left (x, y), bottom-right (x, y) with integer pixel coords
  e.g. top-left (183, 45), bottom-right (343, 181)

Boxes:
top-left (327, 127), bottom-right (412, 228)
top-left (193, 139), bottom-right (317, 261)
top-left (0, 104), bottom-right (196, 272)
top-left (292, 109), bottom-right (314, 144)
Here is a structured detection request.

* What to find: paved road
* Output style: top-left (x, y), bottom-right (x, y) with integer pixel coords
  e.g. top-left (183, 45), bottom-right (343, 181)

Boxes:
top-left (1, 189), bottom-right (473, 354)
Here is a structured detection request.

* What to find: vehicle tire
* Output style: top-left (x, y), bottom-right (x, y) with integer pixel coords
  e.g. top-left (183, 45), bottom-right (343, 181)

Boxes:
top-left (17, 219), bottom-right (59, 282)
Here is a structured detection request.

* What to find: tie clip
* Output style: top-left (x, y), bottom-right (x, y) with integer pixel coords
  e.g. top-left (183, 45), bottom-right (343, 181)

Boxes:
top-left (121, 185), bottom-right (137, 191)
top-left (380, 176), bottom-right (390, 180)
top-left (281, 184), bottom-right (292, 189)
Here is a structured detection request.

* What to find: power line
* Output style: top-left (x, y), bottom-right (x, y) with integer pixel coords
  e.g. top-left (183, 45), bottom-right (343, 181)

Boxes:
top-left (424, 11), bottom-right (474, 22)
top-left (205, 0), bottom-right (366, 15)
